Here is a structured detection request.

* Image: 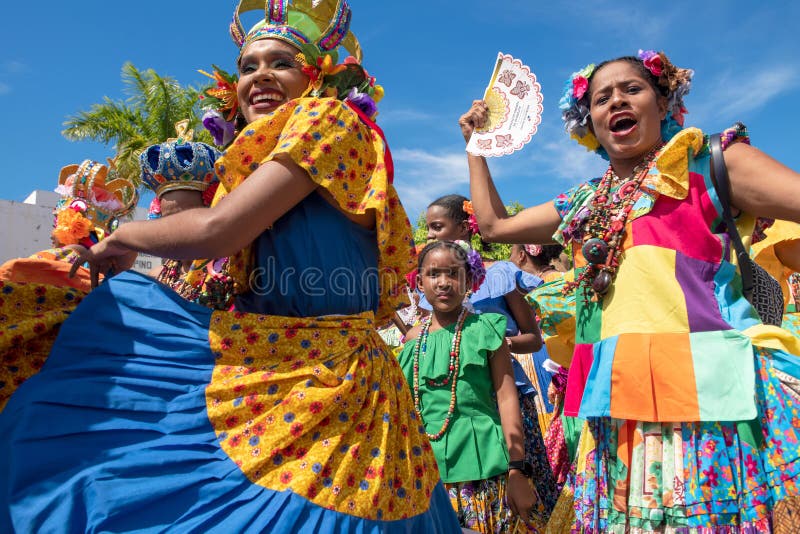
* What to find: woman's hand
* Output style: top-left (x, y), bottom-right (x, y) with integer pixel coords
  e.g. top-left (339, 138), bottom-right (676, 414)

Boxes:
top-left (69, 235), bottom-right (139, 288)
top-left (506, 470), bottom-right (538, 523)
top-left (458, 100), bottom-right (489, 144)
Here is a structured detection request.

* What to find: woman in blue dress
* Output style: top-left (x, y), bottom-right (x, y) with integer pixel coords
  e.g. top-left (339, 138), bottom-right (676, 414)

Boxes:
top-left (0, 1), bottom-right (460, 532)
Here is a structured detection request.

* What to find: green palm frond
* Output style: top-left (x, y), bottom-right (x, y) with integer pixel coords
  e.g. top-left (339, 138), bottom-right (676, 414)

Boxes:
top-left (63, 62), bottom-right (216, 195)
top-left (62, 96), bottom-right (142, 143)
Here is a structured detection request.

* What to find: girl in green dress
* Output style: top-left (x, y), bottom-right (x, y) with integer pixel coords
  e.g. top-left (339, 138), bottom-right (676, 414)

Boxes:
top-left (398, 240), bottom-right (546, 533)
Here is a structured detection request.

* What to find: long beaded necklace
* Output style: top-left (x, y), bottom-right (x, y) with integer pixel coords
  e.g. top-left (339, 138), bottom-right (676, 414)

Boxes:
top-left (412, 306), bottom-right (467, 441)
top-left (564, 143), bottom-right (664, 302)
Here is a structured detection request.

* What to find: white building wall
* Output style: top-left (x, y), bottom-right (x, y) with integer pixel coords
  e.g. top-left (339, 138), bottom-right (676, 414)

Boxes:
top-left (1, 191), bottom-right (161, 274)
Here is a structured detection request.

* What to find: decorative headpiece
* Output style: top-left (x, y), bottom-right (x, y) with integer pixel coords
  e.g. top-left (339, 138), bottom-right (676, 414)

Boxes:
top-left (560, 50), bottom-right (694, 158)
top-left (53, 158), bottom-right (137, 247)
top-left (139, 121), bottom-right (221, 199)
top-left (523, 244), bottom-right (543, 257)
top-left (461, 200), bottom-right (481, 236)
top-left (230, 0), bottom-right (362, 62)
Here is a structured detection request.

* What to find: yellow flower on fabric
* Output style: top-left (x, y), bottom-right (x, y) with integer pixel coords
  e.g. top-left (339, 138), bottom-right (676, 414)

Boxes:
top-left (53, 208), bottom-right (93, 246)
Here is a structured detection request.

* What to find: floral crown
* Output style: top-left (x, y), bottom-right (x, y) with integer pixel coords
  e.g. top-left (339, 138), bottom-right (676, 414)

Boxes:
top-left (53, 158), bottom-right (138, 247)
top-left (559, 50), bottom-right (694, 157)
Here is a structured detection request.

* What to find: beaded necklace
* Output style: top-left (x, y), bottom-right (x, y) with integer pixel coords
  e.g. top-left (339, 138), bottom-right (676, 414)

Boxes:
top-left (156, 258), bottom-right (234, 310)
top-left (412, 306), bottom-right (467, 441)
top-left (564, 143), bottom-right (663, 302)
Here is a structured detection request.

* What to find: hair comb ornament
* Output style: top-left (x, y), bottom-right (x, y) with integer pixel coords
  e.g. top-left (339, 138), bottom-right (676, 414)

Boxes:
top-left (53, 158), bottom-right (138, 246)
top-left (139, 120), bottom-right (221, 199)
top-left (230, 0), bottom-right (362, 62)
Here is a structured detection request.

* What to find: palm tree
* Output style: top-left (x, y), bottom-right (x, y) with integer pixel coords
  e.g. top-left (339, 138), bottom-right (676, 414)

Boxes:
top-left (62, 62), bottom-right (213, 188)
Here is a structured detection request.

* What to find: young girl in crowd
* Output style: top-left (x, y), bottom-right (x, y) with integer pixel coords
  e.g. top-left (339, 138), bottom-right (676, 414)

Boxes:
top-left (398, 240), bottom-right (541, 532)
top-left (424, 194), bottom-right (559, 514)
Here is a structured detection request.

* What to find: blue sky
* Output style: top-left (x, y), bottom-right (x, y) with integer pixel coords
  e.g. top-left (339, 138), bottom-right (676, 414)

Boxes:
top-left (2, 1), bottom-right (799, 220)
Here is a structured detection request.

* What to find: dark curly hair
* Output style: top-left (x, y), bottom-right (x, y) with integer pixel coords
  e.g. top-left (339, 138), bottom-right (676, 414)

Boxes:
top-left (428, 194), bottom-right (470, 229)
top-left (588, 56), bottom-right (667, 100)
top-left (521, 244), bottom-right (564, 267)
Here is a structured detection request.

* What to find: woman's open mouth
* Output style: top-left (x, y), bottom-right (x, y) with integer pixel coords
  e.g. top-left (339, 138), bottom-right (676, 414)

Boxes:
top-left (609, 115), bottom-right (638, 136)
top-left (249, 90), bottom-right (285, 111)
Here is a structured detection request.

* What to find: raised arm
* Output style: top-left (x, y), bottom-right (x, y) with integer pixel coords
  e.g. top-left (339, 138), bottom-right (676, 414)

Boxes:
top-left (460, 100), bottom-right (562, 244)
top-left (726, 143), bottom-right (800, 223)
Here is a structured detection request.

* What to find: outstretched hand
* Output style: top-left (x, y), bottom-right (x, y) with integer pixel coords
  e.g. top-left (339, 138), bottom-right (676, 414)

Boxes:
top-left (68, 235), bottom-right (139, 288)
top-left (458, 100), bottom-right (489, 144)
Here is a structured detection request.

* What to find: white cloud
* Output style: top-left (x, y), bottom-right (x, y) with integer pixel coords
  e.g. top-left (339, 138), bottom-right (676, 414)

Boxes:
top-left (528, 135), bottom-right (606, 185)
top-left (392, 148), bottom-right (470, 217)
top-left (2, 61), bottom-right (26, 74)
top-left (694, 65), bottom-right (800, 122)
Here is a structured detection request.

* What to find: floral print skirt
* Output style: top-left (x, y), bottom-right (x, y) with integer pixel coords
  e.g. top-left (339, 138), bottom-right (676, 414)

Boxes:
top-left (571, 348), bottom-right (800, 532)
top-left (445, 474), bottom-right (548, 533)
top-left (519, 392), bottom-right (559, 514)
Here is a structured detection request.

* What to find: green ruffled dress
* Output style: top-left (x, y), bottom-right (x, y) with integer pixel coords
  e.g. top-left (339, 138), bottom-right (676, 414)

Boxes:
top-left (398, 313), bottom-right (509, 483)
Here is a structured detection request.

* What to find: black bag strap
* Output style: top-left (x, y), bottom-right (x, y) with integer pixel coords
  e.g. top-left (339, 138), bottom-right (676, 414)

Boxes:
top-left (709, 133), bottom-right (754, 300)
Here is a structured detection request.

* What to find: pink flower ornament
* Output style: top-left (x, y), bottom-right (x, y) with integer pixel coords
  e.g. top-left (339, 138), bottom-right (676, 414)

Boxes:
top-left (638, 49), bottom-right (663, 76)
top-left (572, 76), bottom-right (589, 100)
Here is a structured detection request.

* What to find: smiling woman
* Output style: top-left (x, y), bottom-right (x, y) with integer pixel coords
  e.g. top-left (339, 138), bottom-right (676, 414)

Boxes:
top-left (460, 49), bottom-right (800, 532)
top-left (236, 39), bottom-right (311, 122)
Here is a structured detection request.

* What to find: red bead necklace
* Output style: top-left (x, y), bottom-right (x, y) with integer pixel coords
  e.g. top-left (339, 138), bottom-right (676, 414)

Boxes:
top-left (564, 143), bottom-right (663, 301)
top-left (412, 306), bottom-right (467, 441)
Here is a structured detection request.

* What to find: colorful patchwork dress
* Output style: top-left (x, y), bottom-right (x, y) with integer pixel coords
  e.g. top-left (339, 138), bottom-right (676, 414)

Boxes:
top-left (0, 97), bottom-right (461, 532)
top-left (552, 127), bottom-right (800, 532)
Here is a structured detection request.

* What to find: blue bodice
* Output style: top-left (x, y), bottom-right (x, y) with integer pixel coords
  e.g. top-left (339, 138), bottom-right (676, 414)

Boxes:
top-left (234, 191), bottom-right (379, 317)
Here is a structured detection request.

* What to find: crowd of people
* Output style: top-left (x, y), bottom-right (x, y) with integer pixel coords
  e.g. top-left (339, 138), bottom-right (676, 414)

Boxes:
top-left (1, 0), bottom-right (799, 532)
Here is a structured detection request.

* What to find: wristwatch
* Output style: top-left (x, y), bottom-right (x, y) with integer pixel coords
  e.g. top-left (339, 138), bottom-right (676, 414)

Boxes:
top-left (507, 459), bottom-right (533, 478)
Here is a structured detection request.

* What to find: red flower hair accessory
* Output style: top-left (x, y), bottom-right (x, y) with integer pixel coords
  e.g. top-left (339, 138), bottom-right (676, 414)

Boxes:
top-left (461, 200), bottom-right (481, 236)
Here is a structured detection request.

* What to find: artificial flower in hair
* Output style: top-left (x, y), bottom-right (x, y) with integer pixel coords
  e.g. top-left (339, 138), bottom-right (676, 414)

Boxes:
top-left (637, 49), bottom-right (694, 133)
top-left (524, 244), bottom-right (543, 257)
top-left (345, 88), bottom-right (378, 120)
top-left (453, 240), bottom-right (486, 292)
top-left (199, 66), bottom-right (239, 121)
top-left (637, 50), bottom-right (663, 76)
top-left (559, 63), bottom-right (598, 152)
top-left (201, 110), bottom-right (236, 147)
top-left (53, 208), bottom-right (94, 246)
top-left (295, 44), bottom-right (384, 114)
top-left (461, 200), bottom-right (481, 235)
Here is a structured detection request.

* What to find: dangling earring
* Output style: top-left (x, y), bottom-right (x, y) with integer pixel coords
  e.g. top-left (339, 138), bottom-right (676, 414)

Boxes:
top-left (234, 111), bottom-right (247, 133)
